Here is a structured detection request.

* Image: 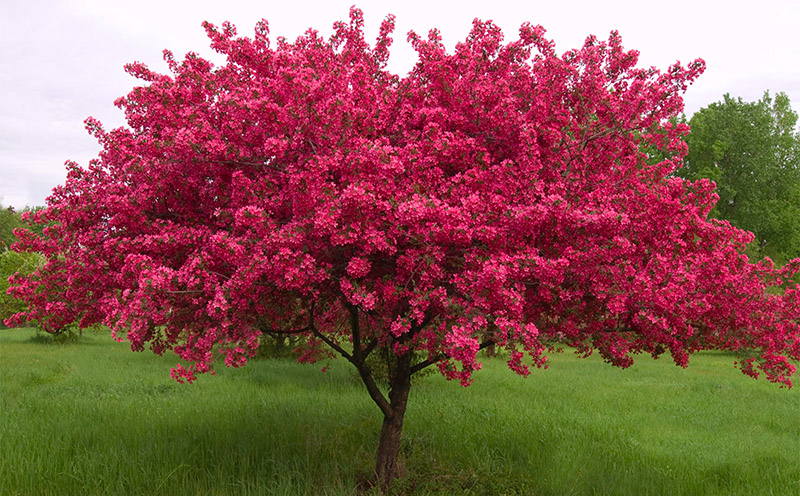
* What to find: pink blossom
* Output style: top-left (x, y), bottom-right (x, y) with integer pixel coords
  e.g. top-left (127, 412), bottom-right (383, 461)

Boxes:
top-left (5, 7), bottom-right (798, 393)
top-left (346, 257), bottom-right (372, 279)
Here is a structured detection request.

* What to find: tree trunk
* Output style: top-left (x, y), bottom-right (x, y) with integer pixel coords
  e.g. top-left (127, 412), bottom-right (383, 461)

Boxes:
top-left (374, 353), bottom-right (413, 492)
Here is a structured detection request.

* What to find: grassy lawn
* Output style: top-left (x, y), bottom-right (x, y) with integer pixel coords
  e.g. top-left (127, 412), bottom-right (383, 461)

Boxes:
top-left (1, 327), bottom-right (798, 495)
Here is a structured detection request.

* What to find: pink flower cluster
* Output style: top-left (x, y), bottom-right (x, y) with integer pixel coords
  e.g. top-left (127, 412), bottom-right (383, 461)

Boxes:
top-left (7, 7), bottom-right (800, 387)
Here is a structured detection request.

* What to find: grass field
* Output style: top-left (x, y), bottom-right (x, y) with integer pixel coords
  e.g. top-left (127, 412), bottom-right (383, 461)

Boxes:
top-left (1, 327), bottom-right (798, 495)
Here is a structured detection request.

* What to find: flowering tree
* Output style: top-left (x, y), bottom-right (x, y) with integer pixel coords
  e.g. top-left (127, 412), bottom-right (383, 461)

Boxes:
top-left (8, 8), bottom-right (800, 490)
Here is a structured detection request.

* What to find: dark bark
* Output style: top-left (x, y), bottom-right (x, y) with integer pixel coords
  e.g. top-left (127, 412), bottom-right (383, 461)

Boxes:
top-left (374, 351), bottom-right (413, 492)
top-left (332, 305), bottom-right (426, 491)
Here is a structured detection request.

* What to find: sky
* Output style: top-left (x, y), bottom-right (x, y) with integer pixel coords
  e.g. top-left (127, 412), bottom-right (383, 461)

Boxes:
top-left (2, 0), bottom-right (799, 209)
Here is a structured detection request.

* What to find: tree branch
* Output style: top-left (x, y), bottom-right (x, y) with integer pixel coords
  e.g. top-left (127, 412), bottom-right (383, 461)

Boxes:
top-left (396, 313), bottom-right (435, 346)
top-left (363, 338), bottom-right (378, 359)
top-left (312, 304), bottom-right (391, 417)
top-left (311, 326), bottom-right (352, 361)
top-left (345, 307), bottom-right (392, 416)
top-left (260, 301), bottom-right (317, 336)
top-left (350, 304), bottom-right (362, 362)
top-left (354, 360), bottom-right (392, 418)
top-left (410, 339), bottom-right (496, 375)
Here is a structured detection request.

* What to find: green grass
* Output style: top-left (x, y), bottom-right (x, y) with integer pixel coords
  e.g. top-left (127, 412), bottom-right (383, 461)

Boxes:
top-left (1, 328), bottom-right (799, 495)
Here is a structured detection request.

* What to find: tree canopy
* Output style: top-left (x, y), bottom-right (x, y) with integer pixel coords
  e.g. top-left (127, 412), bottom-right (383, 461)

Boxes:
top-left (0, 205), bottom-right (44, 326)
top-left (0, 205), bottom-right (22, 251)
top-left (678, 92), bottom-right (800, 263)
top-left (7, 9), bottom-right (800, 490)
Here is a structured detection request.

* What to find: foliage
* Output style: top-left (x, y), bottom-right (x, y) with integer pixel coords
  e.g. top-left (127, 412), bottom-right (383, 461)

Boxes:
top-left (7, 8), bottom-right (800, 490)
top-left (0, 205), bottom-right (46, 249)
top-left (0, 204), bottom-right (22, 251)
top-left (0, 249), bottom-right (44, 326)
top-left (253, 332), bottom-right (299, 359)
top-left (361, 347), bottom-right (434, 388)
top-left (27, 325), bottom-right (82, 344)
top-left (678, 92), bottom-right (800, 264)
top-left (0, 204), bottom-right (45, 327)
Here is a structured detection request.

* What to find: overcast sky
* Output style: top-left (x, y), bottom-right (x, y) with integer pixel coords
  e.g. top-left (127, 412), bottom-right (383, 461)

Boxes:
top-left (2, 0), bottom-right (799, 209)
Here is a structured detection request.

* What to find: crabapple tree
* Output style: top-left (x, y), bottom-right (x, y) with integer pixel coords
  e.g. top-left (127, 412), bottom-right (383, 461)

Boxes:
top-left (8, 8), bottom-right (800, 490)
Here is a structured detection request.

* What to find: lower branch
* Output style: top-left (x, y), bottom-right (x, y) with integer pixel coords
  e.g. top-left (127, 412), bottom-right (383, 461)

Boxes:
top-left (311, 316), bottom-right (391, 418)
top-left (409, 339), bottom-right (496, 375)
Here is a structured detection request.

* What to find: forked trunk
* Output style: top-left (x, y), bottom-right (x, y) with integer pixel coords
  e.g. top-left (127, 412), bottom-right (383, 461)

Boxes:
top-left (374, 354), bottom-right (412, 492)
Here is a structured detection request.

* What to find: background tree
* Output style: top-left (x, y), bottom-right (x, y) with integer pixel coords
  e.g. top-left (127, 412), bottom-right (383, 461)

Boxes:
top-left (0, 204), bottom-right (22, 250)
top-left (0, 205), bottom-right (45, 327)
top-left (0, 250), bottom-right (44, 327)
top-left (677, 92), bottom-right (800, 263)
top-left (7, 9), bottom-right (800, 491)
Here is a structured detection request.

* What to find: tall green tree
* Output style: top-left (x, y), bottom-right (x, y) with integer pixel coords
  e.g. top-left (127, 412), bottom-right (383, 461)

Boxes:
top-left (0, 205), bottom-right (44, 327)
top-left (0, 250), bottom-right (44, 326)
top-left (0, 205), bottom-right (22, 251)
top-left (678, 92), bottom-right (800, 263)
